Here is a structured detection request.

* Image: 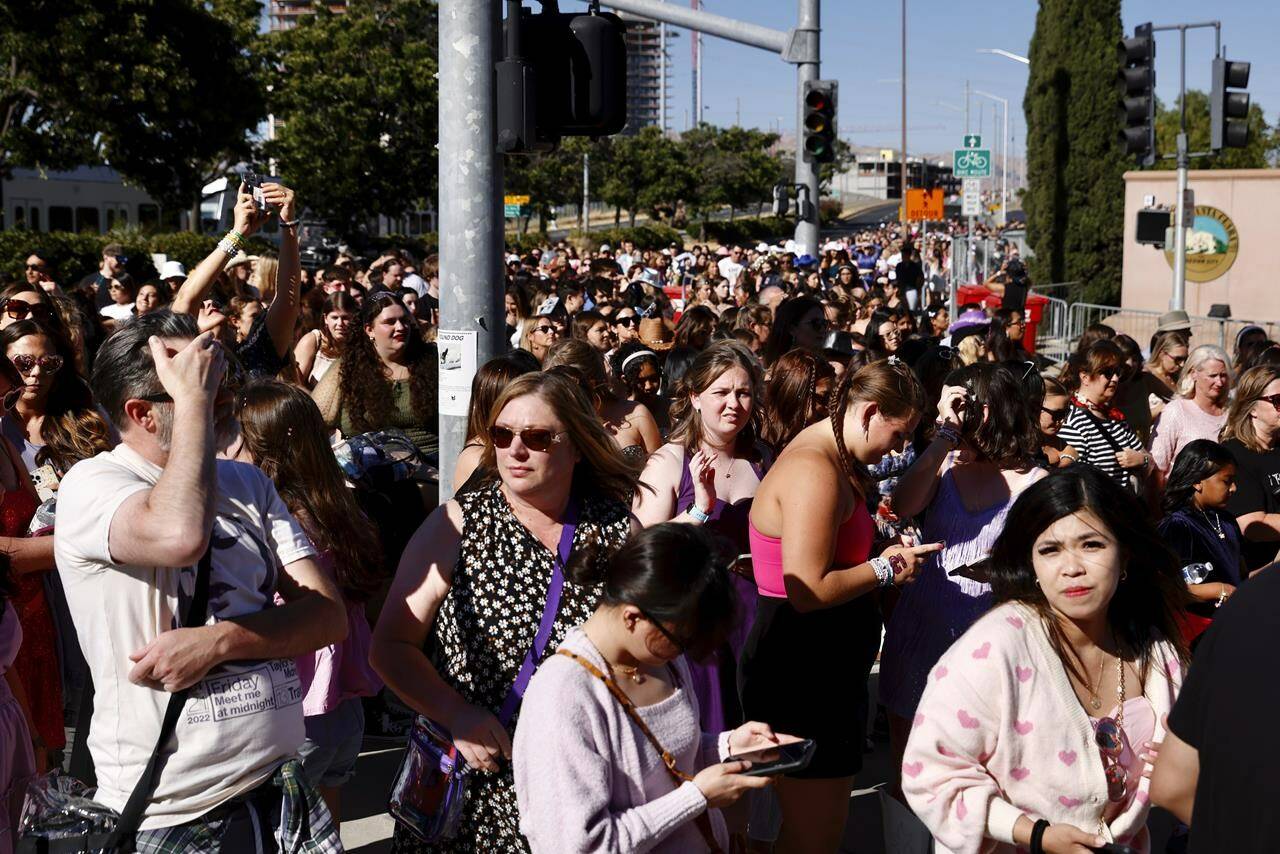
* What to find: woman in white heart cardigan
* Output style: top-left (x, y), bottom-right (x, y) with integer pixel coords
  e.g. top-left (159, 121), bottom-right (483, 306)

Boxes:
top-left (904, 466), bottom-right (1190, 854)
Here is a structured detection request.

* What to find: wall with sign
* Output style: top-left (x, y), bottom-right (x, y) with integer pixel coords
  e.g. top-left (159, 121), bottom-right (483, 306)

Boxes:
top-left (1122, 169), bottom-right (1280, 321)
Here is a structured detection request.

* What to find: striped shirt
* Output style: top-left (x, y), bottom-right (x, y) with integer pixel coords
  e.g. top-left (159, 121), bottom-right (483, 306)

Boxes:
top-left (1057, 404), bottom-right (1144, 486)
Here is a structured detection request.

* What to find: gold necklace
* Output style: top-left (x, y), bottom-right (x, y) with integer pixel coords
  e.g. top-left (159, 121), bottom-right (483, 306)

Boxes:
top-left (614, 663), bottom-right (645, 684)
top-left (1087, 647), bottom-right (1108, 711)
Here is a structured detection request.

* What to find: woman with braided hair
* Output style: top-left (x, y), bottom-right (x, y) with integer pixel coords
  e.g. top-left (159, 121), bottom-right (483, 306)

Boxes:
top-left (741, 359), bottom-right (943, 852)
top-left (760, 349), bottom-right (835, 454)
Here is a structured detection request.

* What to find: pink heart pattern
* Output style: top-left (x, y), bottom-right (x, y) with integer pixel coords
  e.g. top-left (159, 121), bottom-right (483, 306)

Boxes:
top-left (1058, 796), bottom-right (1082, 808)
top-left (1016, 666), bottom-right (1033, 683)
top-left (1010, 766), bottom-right (1031, 781)
top-left (1005, 615), bottom-right (1024, 629)
top-left (1014, 720), bottom-right (1034, 735)
top-left (935, 665), bottom-right (949, 680)
top-left (903, 761), bottom-right (923, 778)
top-left (1058, 750), bottom-right (1077, 766)
top-left (972, 642), bottom-right (991, 659)
top-left (957, 709), bottom-right (980, 729)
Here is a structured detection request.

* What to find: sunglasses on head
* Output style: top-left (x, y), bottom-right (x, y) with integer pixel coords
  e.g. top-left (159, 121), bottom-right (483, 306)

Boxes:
top-left (2, 300), bottom-right (53, 322)
top-left (489, 425), bottom-right (566, 452)
top-left (10, 353), bottom-right (63, 376)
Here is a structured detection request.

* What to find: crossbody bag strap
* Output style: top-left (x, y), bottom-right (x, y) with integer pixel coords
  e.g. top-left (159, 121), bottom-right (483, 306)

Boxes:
top-left (1073, 403), bottom-right (1126, 455)
top-left (103, 545), bottom-right (214, 849)
top-left (556, 649), bottom-right (724, 854)
top-left (498, 496), bottom-right (580, 727)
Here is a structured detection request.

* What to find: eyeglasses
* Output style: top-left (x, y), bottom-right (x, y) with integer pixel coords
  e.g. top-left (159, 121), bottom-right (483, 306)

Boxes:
top-left (10, 354), bottom-right (63, 376)
top-left (1094, 717), bottom-right (1128, 802)
top-left (1258, 393), bottom-right (1280, 410)
top-left (2, 300), bottom-right (53, 322)
top-left (489, 425), bottom-right (566, 452)
top-left (615, 316), bottom-right (639, 328)
top-left (25, 263), bottom-right (45, 271)
top-left (114, 255), bottom-right (129, 266)
top-left (532, 324), bottom-right (559, 336)
top-left (1041, 405), bottom-right (1069, 422)
top-left (1167, 354), bottom-right (1189, 366)
top-left (1097, 366), bottom-right (1122, 380)
top-left (636, 605), bottom-right (688, 653)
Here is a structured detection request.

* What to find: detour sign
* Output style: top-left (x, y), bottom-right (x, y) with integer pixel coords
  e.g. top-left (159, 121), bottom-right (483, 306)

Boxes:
top-left (905, 188), bottom-right (944, 222)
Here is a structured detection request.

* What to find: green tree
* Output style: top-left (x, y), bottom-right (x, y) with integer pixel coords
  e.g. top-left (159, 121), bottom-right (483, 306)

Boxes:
top-left (264, 0), bottom-right (439, 238)
top-left (1153, 91), bottom-right (1280, 170)
top-left (598, 126), bottom-right (688, 228)
top-left (1023, 0), bottom-right (1127, 305)
top-left (504, 137), bottom-right (595, 234)
top-left (1, 0), bottom-right (265, 218)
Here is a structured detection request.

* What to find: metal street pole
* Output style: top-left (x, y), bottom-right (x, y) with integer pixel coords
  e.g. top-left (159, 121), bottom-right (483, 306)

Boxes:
top-left (974, 90), bottom-right (1008, 226)
top-left (793, 0), bottom-right (820, 255)
top-left (1172, 26), bottom-right (1190, 311)
top-left (437, 0), bottom-right (505, 500)
top-left (582, 152), bottom-right (590, 233)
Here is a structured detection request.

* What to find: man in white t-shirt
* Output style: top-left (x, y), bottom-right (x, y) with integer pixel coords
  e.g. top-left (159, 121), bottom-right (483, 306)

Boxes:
top-left (54, 310), bottom-right (346, 849)
top-left (717, 245), bottom-right (745, 285)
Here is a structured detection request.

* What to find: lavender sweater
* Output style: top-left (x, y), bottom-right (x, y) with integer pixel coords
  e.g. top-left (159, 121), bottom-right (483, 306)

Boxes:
top-left (513, 627), bottom-right (732, 853)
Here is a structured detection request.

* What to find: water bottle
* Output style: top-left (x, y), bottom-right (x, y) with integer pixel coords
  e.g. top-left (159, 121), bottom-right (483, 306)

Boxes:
top-left (1181, 562), bottom-right (1212, 585)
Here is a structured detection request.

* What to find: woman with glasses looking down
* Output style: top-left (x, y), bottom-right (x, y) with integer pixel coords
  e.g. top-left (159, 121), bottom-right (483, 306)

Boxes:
top-left (1219, 365), bottom-right (1280, 575)
top-left (1057, 341), bottom-right (1151, 490)
top-left (1036, 376), bottom-right (1080, 469)
top-left (1142, 331), bottom-right (1190, 422)
top-left (371, 371), bottom-right (636, 853)
top-left (904, 466), bottom-right (1187, 854)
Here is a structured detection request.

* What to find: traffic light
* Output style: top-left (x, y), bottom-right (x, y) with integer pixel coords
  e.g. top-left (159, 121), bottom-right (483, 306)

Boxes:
top-left (1210, 55), bottom-right (1251, 150)
top-left (802, 80), bottom-right (838, 164)
top-left (772, 183), bottom-right (789, 217)
top-left (1118, 22), bottom-right (1156, 166)
top-left (497, 3), bottom-right (628, 154)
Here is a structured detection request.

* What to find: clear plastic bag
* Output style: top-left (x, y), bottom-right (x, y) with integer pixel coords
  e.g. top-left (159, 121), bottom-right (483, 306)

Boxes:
top-left (18, 771), bottom-right (119, 848)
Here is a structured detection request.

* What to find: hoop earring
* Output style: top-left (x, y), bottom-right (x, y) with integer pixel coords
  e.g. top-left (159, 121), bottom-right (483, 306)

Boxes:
top-left (1120, 569), bottom-right (1128, 582)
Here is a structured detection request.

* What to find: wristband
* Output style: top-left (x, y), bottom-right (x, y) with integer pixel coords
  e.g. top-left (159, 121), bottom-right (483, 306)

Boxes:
top-left (217, 238), bottom-right (240, 258)
top-left (870, 556), bottom-right (894, 588)
top-left (687, 504), bottom-right (711, 524)
top-left (280, 217), bottom-right (301, 229)
top-left (1030, 819), bottom-right (1050, 854)
top-left (934, 421), bottom-right (961, 445)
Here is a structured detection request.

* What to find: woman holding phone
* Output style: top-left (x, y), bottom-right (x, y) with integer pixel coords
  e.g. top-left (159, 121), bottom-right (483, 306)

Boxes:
top-left (741, 359), bottom-right (942, 852)
top-left (514, 524), bottom-right (788, 853)
top-left (904, 466), bottom-right (1187, 854)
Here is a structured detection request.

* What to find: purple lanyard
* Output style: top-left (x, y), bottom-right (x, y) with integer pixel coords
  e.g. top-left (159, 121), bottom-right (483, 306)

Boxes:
top-left (498, 496), bottom-right (580, 726)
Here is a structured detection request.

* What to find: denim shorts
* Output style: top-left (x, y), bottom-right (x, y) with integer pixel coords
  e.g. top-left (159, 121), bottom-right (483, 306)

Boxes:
top-left (297, 698), bottom-right (365, 788)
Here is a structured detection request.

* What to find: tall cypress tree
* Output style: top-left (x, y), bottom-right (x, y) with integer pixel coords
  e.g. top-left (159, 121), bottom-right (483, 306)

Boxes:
top-left (1024, 0), bottom-right (1127, 305)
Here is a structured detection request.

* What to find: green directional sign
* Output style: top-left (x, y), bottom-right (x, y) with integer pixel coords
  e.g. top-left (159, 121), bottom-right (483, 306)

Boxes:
top-left (963, 134), bottom-right (982, 148)
top-left (953, 148), bottom-right (991, 178)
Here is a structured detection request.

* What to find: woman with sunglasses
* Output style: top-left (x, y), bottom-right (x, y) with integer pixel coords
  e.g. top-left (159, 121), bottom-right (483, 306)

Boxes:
top-left (904, 466), bottom-right (1187, 854)
top-left (1036, 376), bottom-right (1081, 469)
top-left (312, 290), bottom-right (438, 458)
top-left (1219, 365), bottom-right (1280, 576)
top-left (519, 314), bottom-right (562, 365)
top-left (514, 523), bottom-right (785, 854)
top-left (1142, 330), bottom-right (1190, 423)
top-left (1057, 340), bottom-right (1151, 491)
top-left (0, 284), bottom-right (59, 333)
top-left (1149, 345), bottom-right (1233, 483)
top-left (371, 371), bottom-right (636, 854)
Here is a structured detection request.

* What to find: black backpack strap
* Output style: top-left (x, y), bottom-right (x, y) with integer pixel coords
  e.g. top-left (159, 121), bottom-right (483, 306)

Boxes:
top-left (102, 545), bottom-right (214, 850)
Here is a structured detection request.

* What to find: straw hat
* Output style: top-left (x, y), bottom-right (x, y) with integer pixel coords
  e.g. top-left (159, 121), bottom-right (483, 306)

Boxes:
top-left (638, 317), bottom-right (675, 351)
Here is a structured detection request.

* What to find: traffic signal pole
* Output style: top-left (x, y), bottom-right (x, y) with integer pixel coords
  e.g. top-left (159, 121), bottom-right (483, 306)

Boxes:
top-left (437, 0), bottom-right (506, 499)
top-left (602, 0), bottom-right (823, 255)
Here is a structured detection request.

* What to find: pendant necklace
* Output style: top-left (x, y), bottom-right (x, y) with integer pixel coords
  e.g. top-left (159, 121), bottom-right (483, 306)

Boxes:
top-left (1199, 506), bottom-right (1226, 540)
top-left (1087, 648), bottom-right (1108, 711)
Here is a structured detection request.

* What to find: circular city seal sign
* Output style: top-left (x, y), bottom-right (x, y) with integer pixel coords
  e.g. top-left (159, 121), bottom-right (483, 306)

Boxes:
top-left (1164, 205), bottom-right (1239, 282)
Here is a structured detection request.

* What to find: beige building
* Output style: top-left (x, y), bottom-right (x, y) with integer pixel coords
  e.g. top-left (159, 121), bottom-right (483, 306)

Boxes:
top-left (1122, 168), bottom-right (1279, 326)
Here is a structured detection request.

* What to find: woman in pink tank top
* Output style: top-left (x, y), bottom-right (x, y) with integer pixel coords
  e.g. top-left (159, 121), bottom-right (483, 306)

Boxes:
top-left (741, 359), bottom-right (943, 853)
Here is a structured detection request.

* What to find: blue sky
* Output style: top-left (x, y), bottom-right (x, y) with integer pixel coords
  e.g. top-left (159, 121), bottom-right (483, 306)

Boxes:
top-left (568, 0), bottom-right (1279, 158)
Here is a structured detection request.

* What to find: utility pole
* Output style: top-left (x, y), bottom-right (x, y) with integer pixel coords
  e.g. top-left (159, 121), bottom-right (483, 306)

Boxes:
top-left (437, 0), bottom-right (504, 500)
top-left (974, 90), bottom-right (1008, 226)
top-left (582, 152), bottom-right (590, 232)
top-left (964, 79), bottom-right (970, 135)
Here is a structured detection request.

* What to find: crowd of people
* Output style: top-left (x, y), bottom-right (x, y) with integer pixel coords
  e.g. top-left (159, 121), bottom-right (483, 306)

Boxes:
top-left (0, 181), bottom-right (1278, 854)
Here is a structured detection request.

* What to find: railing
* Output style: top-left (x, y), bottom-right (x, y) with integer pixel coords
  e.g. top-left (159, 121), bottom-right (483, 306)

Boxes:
top-left (1064, 303), bottom-right (1280, 354)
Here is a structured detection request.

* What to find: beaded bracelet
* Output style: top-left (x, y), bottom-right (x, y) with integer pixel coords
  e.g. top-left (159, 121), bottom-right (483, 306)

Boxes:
top-left (934, 421), bottom-right (961, 445)
top-left (870, 556), bottom-right (895, 588)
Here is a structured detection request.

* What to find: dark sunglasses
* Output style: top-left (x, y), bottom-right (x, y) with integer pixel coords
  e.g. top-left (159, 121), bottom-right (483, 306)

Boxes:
top-left (1041, 405), bottom-right (1069, 422)
top-left (532, 324), bottom-right (559, 336)
top-left (614, 316), bottom-right (640, 328)
top-left (1094, 717), bottom-right (1128, 802)
top-left (10, 353), bottom-right (63, 376)
top-left (1258, 393), bottom-right (1280, 410)
top-left (1095, 366), bottom-right (1122, 380)
top-left (489, 425), bottom-right (566, 452)
top-left (25, 263), bottom-right (45, 271)
top-left (636, 605), bottom-right (688, 653)
top-left (114, 255), bottom-right (129, 266)
top-left (2, 300), bottom-right (53, 321)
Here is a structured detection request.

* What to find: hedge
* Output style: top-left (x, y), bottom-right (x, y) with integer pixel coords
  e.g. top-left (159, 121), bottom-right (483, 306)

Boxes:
top-left (2, 229), bottom-right (277, 287)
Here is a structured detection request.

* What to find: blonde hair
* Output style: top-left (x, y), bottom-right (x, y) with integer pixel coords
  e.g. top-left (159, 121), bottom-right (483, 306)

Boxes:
top-left (667, 340), bottom-right (764, 459)
top-left (1222, 365), bottom-right (1280, 452)
top-left (479, 371), bottom-right (639, 502)
top-left (252, 255), bottom-right (279, 303)
top-left (957, 334), bottom-right (985, 366)
top-left (1178, 344), bottom-right (1233, 398)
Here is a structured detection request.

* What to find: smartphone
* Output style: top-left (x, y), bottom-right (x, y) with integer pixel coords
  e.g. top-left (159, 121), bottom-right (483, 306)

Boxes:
top-left (30, 464), bottom-right (59, 503)
top-left (727, 738), bottom-right (816, 777)
top-left (243, 170), bottom-right (268, 212)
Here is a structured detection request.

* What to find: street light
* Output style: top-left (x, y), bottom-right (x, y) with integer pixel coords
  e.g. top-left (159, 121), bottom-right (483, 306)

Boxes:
top-left (973, 90), bottom-right (1008, 226)
top-left (977, 48), bottom-right (1029, 65)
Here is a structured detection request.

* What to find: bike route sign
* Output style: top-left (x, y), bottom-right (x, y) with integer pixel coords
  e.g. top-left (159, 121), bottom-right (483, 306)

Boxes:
top-left (952, 148), bottom-right (991, 178)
